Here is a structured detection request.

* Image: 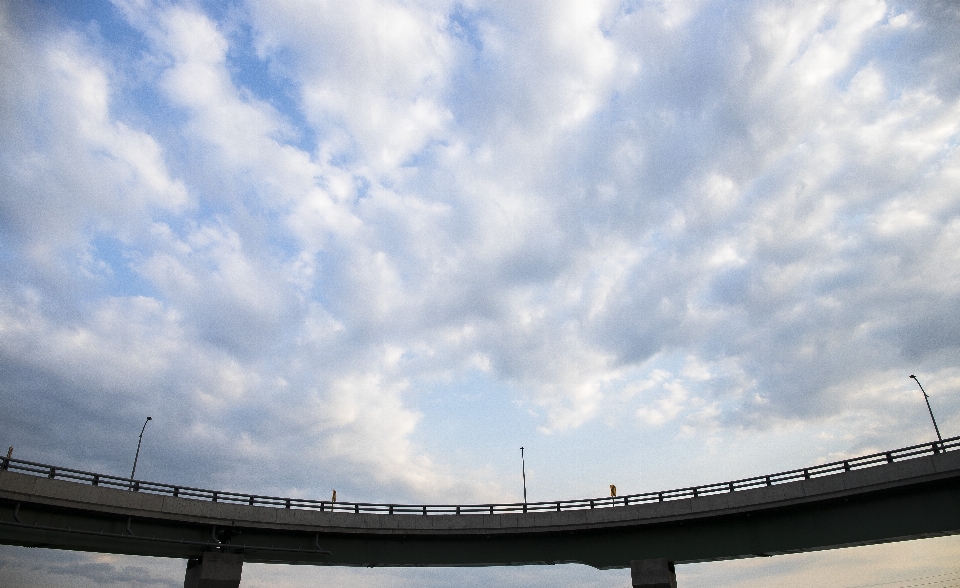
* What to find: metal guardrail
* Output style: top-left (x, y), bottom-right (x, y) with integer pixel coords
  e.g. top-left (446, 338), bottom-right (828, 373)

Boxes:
top-left (1, 437), bottom-right (957, 516)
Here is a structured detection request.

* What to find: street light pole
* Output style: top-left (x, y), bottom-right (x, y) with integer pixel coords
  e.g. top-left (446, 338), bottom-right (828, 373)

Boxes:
top-left (130, 416), bottom-right (153, 485)
top-left (520, 447), bottom-right (527, 504)
top-left (910, 375), bottom-right (943, 443)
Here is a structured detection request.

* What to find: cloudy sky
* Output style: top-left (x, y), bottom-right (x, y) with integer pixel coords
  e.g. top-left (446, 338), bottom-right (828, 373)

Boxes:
top-left (2, 0), bottom-right (960, 585)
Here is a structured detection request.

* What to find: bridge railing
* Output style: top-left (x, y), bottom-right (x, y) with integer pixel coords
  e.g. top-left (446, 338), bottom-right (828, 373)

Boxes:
top-left (1, 436), bottom-right (957, 516)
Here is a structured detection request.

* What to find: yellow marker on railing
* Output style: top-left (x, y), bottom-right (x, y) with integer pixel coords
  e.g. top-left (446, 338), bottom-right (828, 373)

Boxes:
top-left (610, 484), bottom-right (617, 497)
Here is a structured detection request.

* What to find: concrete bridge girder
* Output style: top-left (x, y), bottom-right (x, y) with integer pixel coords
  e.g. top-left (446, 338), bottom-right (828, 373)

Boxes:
top-left (0, 449), bottom-right (958, 585)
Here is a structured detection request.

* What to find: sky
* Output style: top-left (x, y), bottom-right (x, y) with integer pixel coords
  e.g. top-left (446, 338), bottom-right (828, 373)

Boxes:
top-left (1, 0), bottom-right (959, 586)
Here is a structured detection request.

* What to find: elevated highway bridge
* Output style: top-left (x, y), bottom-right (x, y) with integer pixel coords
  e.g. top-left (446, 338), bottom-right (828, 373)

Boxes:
top-left (1, 437), bottom-right (959, 587)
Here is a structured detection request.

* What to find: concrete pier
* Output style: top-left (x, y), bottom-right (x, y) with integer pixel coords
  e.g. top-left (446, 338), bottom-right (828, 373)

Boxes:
top-left (631, 559), bottom-right (677, 588)
top-left (183, 552), bottom-right (243, 588)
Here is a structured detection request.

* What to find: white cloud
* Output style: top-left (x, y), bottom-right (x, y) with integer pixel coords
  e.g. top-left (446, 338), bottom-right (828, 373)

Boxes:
top-left (251, 0), bottom-right (456, 170)
top-left (0, 8), bottom-right (187, 259)
top-left (2, 0), bottom-right (960, 542)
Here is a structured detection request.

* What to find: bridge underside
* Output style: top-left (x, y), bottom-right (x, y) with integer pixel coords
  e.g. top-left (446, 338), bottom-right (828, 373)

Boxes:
top-left (1, 474), bottom-right (959, 569)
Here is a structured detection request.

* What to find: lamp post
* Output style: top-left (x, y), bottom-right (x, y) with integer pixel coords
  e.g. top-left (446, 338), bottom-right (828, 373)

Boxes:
top-left (909, 375), bottom-right (942, 443)
top-left (130, 416), bottom-right (152, 485)
top-left (520, 447), bottom-right (527, 505)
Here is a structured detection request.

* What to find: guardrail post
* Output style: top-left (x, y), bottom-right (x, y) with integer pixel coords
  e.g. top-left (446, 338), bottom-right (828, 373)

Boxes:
top-left (692, 487), bottom-right (698, 498)
top-left (803, 468), bottom-right (810, 480)
top-left (658, 492), bottom-right (663, 502)
top-left (285, 499), bottom-right (290, 509)
top-left (885, 452), bottom-right (893, 463)
top-left (843, 461), bottom-right (850, 472)
top-left (389, 505), bottom-right (394, 515)
top-left (1, 458), bottom-right (8, 471)
top-left (133, 481), bottom-right (139, 492)
top-left (589, 500), bottom-right (594, 509)
top-left (456, 506), bottom-right (461, 515)
top-left (92, 474), bottom-right (99, 486)
top-left (355, 504), bottom-right (359, 514)
top-left (556, 502), bottom-right (561, 512)
top-left (933, 442), bottom-right (940, 454)
top-left (624, 497), bottom-right (629, 506)
top-left (422, 505), bottom-right (427, 515)
top-left (765, 475), bottom-right (771, 486)
top-left (248, 496), bottom-right (254, 506)
top-left (489, 505), bottom-right (494, 515)
top-left (728, 482), bottom-right (734, 492)
top-left (523, 503), bottom-right (528, 513)
top-left (49, 467), bottom-right (56, 479)
top-left (173, 487), bottom-right (179, 498)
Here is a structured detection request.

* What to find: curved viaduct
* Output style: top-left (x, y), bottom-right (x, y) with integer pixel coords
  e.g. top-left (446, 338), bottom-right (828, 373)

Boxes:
top-left (1, 438), bottom-right (959, 587)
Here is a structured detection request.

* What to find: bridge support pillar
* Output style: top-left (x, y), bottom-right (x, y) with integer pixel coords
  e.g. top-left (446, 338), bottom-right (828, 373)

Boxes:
top-left (184, 552), bottom-right (243, 588)
top-left (631, 558), bottom-right (677, 588)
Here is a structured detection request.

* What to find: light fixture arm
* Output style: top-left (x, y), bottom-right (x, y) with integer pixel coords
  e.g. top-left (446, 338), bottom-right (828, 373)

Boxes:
top-left (130, 416), bottom-right (152, 483)
top-left (910, 376), bottom-right (942, 443)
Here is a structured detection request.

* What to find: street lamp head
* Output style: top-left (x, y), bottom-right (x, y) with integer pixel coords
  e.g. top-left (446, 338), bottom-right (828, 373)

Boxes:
top-left (147, 417), bottom-right (152, 420)
top-left (909, 375), bottom-right (916, 380)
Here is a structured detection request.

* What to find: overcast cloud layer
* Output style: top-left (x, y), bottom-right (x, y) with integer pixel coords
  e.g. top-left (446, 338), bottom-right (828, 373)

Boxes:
top-left (1, 0), bottom-right (960, 585)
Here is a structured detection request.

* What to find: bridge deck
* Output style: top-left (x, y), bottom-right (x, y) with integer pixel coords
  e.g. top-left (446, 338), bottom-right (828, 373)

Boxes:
top-left (1, 440), bottom-right (959, 568)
